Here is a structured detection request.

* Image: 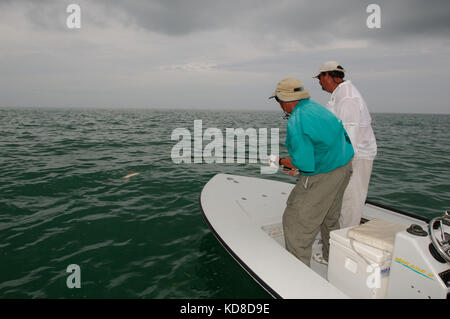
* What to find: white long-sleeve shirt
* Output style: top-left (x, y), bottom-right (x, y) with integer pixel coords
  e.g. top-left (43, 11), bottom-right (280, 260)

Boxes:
top-left (326, 80), bottom-right (377, 160)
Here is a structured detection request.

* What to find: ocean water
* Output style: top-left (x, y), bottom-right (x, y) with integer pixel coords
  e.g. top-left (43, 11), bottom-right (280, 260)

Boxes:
top-left (0, 107), bottom-right (449, 299)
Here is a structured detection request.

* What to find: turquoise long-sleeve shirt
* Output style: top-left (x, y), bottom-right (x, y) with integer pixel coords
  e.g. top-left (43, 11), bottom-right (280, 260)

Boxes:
top-left (285, 98), bottom-right (354, 175)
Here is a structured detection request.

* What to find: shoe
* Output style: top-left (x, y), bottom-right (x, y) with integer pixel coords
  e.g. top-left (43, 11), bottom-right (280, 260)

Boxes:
top-left (312, 252), bottom-right (328, 265)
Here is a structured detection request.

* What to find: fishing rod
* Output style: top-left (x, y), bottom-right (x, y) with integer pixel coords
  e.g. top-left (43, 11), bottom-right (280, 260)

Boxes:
top-left (155, 154), bottom-right (299, 172)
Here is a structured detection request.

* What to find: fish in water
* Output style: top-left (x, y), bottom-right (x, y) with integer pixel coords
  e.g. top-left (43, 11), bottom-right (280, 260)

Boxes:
top-left (123, 172), bottom-right (140, 179)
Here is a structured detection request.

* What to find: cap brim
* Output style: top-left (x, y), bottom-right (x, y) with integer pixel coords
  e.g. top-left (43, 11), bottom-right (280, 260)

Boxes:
top-left (268, 89), bottom-right (277, 99)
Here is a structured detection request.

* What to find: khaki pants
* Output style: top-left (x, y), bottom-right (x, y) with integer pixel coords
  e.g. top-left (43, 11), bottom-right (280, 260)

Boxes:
top-left (339, 159), bottom-right (373, 228)
top-left (283, 161), bottom-right (352, 266)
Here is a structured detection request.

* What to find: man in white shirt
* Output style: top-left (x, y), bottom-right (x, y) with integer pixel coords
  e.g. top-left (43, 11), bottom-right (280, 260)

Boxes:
top-left (314, 61), bottom-right (377, 228)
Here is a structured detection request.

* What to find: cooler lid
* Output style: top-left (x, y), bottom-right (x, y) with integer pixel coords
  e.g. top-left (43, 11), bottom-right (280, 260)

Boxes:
top-left (330, 225), bottom-right (393, 263)
top-left (347, 218), bottom-right (406, 252)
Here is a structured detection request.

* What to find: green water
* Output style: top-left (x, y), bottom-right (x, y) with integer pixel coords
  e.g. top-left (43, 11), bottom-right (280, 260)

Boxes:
top-left (0, 108), bottom-right (449, 298)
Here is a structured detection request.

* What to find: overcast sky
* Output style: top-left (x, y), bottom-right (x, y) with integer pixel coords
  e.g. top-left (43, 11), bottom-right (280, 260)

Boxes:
top-left (1, 0), bottom-right (449, 113)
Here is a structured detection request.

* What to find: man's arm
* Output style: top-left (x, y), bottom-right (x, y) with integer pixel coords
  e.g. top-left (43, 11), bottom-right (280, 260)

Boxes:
top-left (336, 97), bottom-right (360, 152)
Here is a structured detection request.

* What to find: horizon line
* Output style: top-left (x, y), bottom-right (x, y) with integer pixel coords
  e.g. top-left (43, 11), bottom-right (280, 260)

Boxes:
top-left (1, 105), bottom-right (449, 116)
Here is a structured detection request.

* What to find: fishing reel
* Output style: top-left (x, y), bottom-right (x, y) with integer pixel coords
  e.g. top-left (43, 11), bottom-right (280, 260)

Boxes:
top-left (428, 210), bottom-right (450, 263)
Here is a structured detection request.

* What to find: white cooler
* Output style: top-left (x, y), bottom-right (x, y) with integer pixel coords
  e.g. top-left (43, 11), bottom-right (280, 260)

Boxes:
top-left (328, 219), bottom-right (406, 299)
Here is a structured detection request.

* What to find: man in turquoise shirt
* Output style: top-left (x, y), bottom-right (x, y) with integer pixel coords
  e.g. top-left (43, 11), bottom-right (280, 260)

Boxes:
top-left (270, 77), bottom-right (353, 267)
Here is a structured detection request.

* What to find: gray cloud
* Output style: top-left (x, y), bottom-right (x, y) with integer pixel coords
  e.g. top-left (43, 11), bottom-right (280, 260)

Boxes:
top-left (0, 0), bottom-right (449, 113)
top-left (102, 0), bottom-right (450, 44)
top-left (5, 0), bottom-right (450, 41)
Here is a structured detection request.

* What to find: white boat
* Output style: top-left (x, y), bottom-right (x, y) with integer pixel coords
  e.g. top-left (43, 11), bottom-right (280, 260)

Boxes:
top-left (200, 173), bottom-right (450, 299)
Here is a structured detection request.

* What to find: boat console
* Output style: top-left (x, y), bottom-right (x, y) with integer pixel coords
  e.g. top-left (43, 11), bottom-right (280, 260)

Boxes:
top-left (386, 211), bottom-right (449, 298)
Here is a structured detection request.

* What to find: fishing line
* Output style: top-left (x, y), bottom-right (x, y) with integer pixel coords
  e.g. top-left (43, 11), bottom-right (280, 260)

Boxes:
top-left (153, 155), bottom-right (298, 171)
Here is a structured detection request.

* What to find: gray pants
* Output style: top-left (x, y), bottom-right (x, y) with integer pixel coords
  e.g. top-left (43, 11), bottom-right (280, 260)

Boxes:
top-left (283, 161), bottom-right (353, 266)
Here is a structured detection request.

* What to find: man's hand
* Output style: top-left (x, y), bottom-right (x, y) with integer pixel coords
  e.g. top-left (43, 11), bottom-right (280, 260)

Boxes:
top-left (285, 168), bottom-right (298, 176)
top-left (279, 158), bottom-right (299, 176)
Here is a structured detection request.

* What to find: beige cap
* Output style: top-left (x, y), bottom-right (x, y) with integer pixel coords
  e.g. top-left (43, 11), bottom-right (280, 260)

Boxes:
top-left (313, 61), bottom-right (345, 78)
top-left (269, 77), bottom-right (310, 102)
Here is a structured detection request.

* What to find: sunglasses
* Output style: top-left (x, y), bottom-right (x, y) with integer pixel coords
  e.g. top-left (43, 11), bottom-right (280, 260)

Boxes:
top-left (274, 96), bottom-right (290, 119)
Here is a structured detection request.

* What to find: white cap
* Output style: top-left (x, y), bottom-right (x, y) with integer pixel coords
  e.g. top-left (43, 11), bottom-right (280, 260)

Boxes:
top-left (313, 61), bottom-right (345, 78)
